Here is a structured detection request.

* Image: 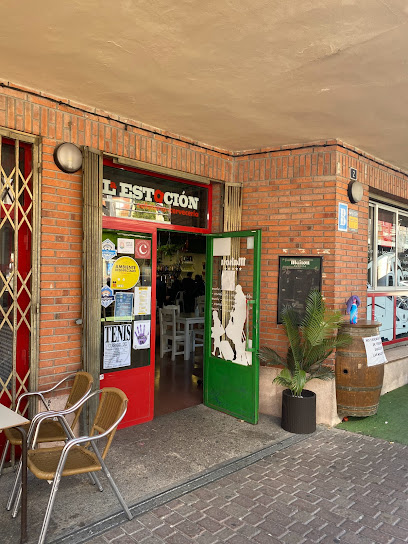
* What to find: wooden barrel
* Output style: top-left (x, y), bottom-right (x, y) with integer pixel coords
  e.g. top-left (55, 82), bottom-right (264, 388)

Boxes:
top-left (336, 320), bottom-right (384, 417)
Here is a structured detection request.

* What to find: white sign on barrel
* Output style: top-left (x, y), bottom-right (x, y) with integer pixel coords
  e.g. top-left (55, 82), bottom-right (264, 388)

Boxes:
top-left (363, 335), bottom-right (387, 366)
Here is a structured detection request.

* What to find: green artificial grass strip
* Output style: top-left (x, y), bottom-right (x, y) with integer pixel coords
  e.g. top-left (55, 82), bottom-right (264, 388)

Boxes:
top-left (336, 385), bottom-right (408, 445)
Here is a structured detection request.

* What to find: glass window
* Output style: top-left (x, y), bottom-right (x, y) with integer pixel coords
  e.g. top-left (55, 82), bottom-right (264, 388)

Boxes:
top-left (397, 214), bottom-right (408, 287)
top-left (377, 208), bottom-right (396, 287)
top-left (367, 206), bottom-right (374, 289)
top-left (368, 200), bottom-right (408, 344)
top-left (101, 230), bottom-right (153, 373)
top-left (374, 295), bottom-right (394, 342)
top-left (102, 165), bottom-right (209, 230)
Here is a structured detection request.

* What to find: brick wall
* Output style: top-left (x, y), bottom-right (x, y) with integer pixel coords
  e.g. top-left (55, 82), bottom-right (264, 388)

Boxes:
top-left (1, 82), bottom-right (408, 384)
top-left (0, 84), bottom-right (232, 388)
top-left (237, 142), bottom-right (408, 355)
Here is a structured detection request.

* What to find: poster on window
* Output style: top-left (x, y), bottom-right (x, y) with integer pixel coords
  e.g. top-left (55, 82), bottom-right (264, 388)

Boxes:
top-left (114, 292), bottom-right (134, 320)
top-left (133, 320), bottom-right (151, 350)
top-left (134, 286), bottom-right (151, 315)
top-left (221, 270), bottom-right (235, 291)
top-left (111, 256), bottom-right (140, 290)
top-left (103, 323), bottom-right (132, 369)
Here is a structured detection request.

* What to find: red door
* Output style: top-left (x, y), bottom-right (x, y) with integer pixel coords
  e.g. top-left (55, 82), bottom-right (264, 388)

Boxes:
top-left (100, 218), bottom-right (156, 428)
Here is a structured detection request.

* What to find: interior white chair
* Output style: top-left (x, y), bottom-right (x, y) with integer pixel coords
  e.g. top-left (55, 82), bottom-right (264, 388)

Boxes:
top-left (196, 295), bottom-right (205, 317)
top-left (159, 306), bottom-right (186, 360)
top-left (175, 291), bottom-right (184, 312)
top-left (192, 328), bottom-right (205, 352)
top-left (192, 296), bottom-right (205, 353)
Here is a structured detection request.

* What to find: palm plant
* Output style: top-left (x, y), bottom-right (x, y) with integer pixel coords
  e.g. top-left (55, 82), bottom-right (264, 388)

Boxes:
top-left (259, 290), bottom-right (351, 397)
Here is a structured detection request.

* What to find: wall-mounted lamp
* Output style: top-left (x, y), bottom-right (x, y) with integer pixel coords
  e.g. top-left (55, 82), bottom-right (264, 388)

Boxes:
top-left (53, 143), bottom-right (83, 173)
top-left (347, 180), bottom-right (364, 204)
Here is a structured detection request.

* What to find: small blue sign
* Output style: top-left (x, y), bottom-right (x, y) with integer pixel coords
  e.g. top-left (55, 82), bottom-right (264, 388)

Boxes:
top-left (338, 202), bottom-right (348, 232)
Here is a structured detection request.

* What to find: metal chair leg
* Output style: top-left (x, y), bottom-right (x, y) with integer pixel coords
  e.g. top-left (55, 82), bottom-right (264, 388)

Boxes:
top-left (0, 440), bottom-right (10, 475)
top-left (11, 484), bottom-right (22, 519)
top-left (92, 444), bottom-right (132, 520)
top-left (37, 451), bottom-right (69, 544)
top-left (90, 471), bottom-right (103, 491)
top-left (100, 460), bottom-right (132, 520)
top-left (7, 458), bottom-right (22, 511)
top-left (37, 475), bottom-right (61, 544)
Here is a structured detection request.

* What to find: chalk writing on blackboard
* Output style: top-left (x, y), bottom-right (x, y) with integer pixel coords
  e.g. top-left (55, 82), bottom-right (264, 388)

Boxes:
top-left (278, 257), bottom-right (322, 324)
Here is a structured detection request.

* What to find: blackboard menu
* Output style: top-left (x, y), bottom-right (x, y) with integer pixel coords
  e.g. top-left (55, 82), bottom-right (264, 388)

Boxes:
top-left (278, 256), bottom-right (322, 324)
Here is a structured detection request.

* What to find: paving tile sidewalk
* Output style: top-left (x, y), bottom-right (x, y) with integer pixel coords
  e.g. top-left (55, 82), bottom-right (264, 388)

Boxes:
top-left (87, 429), bottom-right (408, 544)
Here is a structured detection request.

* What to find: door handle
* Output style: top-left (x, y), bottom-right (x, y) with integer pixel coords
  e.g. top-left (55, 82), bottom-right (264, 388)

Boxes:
top-left (246, 300), bottom-right (256, 353)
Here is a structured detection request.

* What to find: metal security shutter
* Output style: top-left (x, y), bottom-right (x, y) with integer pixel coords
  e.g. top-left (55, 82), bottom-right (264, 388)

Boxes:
top-left (0, 129), bottom-right (41, 414)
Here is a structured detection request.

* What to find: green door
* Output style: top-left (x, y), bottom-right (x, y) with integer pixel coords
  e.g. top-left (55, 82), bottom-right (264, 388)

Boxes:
top-left (204, 230), bottom-right (261, 424)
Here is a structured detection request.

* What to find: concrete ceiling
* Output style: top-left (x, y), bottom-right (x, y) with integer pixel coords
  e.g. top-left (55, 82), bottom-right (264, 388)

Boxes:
top-left (1, 0), bottom-right (408, 169)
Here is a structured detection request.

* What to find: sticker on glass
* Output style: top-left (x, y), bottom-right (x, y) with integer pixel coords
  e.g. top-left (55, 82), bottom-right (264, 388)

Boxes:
top-left (211, 284), bottom-right (252, 366)
top-left (118, 238), bottom-right (135, 254)
top-left (221, 270), bottom-right (235, 291)
top-left (135, 239), bottom-right (151, 259)
top-left (213, 237), bottom-right (231, 257)
top-left (102, 239), bottom-right (117, 261)
top-left (111, 256), bottom-right (140, 290)
top-left (133, 320), bottom-right (151, 350)
top-left (101, 285), bottom-right (115, 308)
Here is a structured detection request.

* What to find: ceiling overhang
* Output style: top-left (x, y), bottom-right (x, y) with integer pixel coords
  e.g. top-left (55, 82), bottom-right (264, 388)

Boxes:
top-left (1, 1), bottom-right (408, 170)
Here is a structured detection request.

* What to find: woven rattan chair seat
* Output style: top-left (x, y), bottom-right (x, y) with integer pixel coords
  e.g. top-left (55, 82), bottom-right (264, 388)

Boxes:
top-left (4, 423), bottom-right (30, 445)
top-left (28, 446), bottom-right (101, 480)
top-left (5, 419), bottom-right (69, 446)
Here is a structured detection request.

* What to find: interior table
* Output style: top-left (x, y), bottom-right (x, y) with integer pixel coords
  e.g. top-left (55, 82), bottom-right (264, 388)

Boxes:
top-left (176, 314), bottom-right (205, 360)
top-left (0, 404), bottom-right (29, 543)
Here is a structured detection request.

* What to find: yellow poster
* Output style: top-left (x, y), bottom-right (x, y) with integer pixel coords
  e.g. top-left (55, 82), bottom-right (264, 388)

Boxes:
top-left (111, 256), bottom-right (140, 290)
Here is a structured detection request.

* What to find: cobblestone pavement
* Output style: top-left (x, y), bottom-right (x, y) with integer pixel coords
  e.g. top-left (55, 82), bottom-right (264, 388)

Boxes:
top-left (86, 429), bottom-right (408, 544)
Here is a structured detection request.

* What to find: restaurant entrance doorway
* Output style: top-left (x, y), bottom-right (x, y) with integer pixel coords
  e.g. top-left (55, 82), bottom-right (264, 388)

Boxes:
top-left (155, 231), bottom-right (206, 417)
top-left (100, 159), bottom-right (211, 428)
top-left (100, 217), bottom-right (208, 427)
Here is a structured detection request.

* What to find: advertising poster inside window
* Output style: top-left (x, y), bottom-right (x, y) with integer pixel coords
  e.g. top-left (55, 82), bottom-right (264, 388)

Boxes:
top-left (133, 320), bottom-right (151, 350)
top-left (103, 323), bottom-right (132, 370)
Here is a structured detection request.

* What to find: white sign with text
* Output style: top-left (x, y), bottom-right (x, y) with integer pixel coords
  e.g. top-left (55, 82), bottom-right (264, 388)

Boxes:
top-left (363, 335), bottom-right (387, 366)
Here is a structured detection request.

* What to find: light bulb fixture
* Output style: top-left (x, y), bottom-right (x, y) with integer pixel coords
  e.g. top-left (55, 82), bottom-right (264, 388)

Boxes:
top-left (53, 143), bottom-right (83, 173)
top-left (348, 180), bottom-right (364, 204)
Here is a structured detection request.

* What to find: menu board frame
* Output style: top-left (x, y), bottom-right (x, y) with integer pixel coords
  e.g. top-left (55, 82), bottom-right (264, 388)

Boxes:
top-left (277, 256), bottom-right (323, 324)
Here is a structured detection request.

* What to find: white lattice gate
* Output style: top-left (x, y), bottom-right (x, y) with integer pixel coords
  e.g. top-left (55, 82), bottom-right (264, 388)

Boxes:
top-left (0, 130), bottom-right (40, 424)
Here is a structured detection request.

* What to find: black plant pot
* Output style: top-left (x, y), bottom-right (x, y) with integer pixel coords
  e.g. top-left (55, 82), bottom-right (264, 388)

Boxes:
top-left (281, 389), bottom-right (316, 434)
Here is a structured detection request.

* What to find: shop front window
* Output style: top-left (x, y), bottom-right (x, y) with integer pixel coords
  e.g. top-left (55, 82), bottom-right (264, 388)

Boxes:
top-left (367, 206), bottom-right (374, 289)
top-left (377, 208), bottom-right (396, 287)
top-left (102, 163), bottom-right (210, 231)
top-left (397, 214), bottom-right (408, 287)
top-left (368, 200), bottom-right (408, 344)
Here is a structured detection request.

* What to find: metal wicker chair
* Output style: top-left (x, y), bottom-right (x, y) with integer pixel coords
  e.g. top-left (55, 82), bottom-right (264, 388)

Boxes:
top-left (0, 371), bottom-right (94, 476)
top-left (25, 387), bottom-right (132, 544)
